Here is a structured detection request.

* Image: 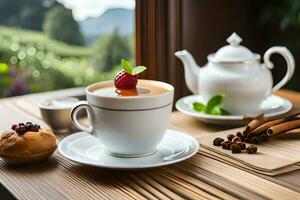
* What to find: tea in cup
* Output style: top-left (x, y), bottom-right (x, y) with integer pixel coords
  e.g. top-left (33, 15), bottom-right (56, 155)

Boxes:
top-left (71, 80), bottom-right (174, 157)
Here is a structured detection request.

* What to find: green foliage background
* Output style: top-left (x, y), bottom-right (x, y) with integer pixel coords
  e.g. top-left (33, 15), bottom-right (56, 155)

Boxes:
top-left (43, 5), bottom-right (84, 46)
top-left (0, 26), bottom-right (133, 97)
top-left (0, 0), bottom-right (48, 31)
top-left (0, 0), bottom-right (134, 97)
top-left (91, 30), bottom-right (132, 72)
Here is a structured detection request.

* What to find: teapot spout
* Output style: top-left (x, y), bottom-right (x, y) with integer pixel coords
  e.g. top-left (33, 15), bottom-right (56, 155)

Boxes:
top-left (175, 50), bottom-right (200, 94)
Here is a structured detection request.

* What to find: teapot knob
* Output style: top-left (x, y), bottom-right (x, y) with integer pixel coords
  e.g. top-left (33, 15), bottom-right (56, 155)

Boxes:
top-left (226, 32), bottom-right (242, 46)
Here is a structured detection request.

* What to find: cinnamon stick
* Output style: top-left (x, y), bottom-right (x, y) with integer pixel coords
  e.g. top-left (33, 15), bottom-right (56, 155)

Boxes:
top-left (276, 128), bottom-right (300, 138)
top-left (267, 119), bottom-right (300, 136)
top-left (248, 112), bottom-right (300, 137)
top-left (245, 114), bottom-right (266, 133)
top-left (250, 118), bottom-right (285, 136)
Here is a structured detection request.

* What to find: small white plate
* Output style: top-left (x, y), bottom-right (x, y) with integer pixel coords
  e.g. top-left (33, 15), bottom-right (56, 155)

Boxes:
top-left (176, 95), bottom-right (292, 125)
top-left (59, 129), bottom-right (199, 170)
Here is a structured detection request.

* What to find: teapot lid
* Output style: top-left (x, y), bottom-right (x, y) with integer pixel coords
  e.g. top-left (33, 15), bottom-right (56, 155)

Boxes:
top-left (209, 33), bottom-right (260, 62)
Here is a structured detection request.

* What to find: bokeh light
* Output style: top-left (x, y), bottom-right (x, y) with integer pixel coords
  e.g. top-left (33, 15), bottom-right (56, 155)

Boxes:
top-left (10, 43), bottom-right (19, 51)
top-left (27, 47), bottom-right (37, 56)
top-left (17, 51), bottom-right (26, 60)
top-left (10, 56), bottom-right (18, 64)
top-left (32, 69), bottom-right (40, 77)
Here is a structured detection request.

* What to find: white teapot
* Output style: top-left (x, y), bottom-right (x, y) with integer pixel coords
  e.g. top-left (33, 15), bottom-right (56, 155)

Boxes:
top-left (175, 33), bottom-right (295, 115)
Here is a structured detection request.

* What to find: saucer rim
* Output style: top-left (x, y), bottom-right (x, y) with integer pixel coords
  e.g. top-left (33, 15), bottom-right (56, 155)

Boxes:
top-left (58, 129), bottom-right (199, 169)
top-left (175, 94), bottom-right (292, 120)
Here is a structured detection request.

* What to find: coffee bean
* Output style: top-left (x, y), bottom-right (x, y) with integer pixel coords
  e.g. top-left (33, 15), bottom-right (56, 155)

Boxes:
top-left (213, 137), bottom-right (224, 146)
top-left (221, 141), bottom-right (232, 150)
top-left (250, 136), bottom-right (260, 144)
top-left (227, 134), bottom-right (235, 141)
top-left (238, 142), bottom-right (246, 150)
top-left (231, 143), bottom-right (241, 153)
top-left (246, 145), bottom-right (258, 154)
top-left (236, 132), bottom-right (243, 138)
top-left (232, 136), bottom-right (241, 143)
top-left (244, 136), bottom-right (250, 143)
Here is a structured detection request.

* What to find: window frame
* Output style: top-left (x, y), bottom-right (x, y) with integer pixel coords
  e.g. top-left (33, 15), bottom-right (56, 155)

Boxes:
top-left (135, 0), bottom-right (189, 100)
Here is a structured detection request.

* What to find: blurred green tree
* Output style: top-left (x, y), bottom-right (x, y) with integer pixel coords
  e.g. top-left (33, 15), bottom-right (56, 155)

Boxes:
top-left (0, 0), bottom-right (51, 31)
top-left (43, 4), bottom-right (84, 46)
top-left (91, 29), bottom-right (131, 72)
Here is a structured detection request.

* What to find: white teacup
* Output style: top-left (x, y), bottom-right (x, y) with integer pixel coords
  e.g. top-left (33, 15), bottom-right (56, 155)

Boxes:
top-left (71, 80), bottom-right (174, 157)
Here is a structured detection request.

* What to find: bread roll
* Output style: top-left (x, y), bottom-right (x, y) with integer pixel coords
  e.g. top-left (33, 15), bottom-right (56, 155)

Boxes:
top-left (0, 128), bottom-right (56, 157)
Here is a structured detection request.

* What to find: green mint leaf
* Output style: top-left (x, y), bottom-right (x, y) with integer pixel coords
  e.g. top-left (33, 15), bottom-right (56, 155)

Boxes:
top-left (220, 108), bottom-right (230, 116)
top-left (132, 66), bottom-right (147, 75)
top-left (210, 106), bottom-right (222, 115)
top-left (205, 94), bottom-right (225, 114)
top-left (121, 59), bottom-right (132, 74)
top-left (192, 93), bottom-right (230, 116)
top-left (193, 102), bottom-right (206, 112)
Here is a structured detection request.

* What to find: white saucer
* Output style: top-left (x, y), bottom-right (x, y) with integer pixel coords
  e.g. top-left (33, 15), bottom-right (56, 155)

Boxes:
top-left (59, 129), bottom-right (199, 170)
top-left (176, 95), bottom-right (292, 125)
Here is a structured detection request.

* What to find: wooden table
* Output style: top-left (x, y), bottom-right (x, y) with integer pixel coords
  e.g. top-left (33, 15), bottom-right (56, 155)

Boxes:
top-left (1, 88), bottom-right (300, 200)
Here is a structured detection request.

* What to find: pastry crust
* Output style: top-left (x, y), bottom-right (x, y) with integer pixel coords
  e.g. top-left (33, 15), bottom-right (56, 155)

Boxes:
top-left (0, 128), bottom-right (56, 157)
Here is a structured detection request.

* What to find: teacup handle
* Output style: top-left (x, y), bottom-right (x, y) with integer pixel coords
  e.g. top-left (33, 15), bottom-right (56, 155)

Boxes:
top-left (263, 46), bottom-right (295, 92)
top-left (71, 101), bottom-right (94, 134)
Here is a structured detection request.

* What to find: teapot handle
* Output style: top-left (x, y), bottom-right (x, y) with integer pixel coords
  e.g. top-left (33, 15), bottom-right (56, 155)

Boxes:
top-left (263, 46), bottom-right (295, 92)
